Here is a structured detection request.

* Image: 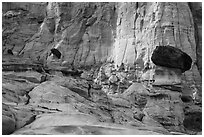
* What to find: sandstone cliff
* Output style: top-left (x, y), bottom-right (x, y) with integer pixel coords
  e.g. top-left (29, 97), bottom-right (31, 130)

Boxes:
top-left (2, 2), bottom-right (202, 135)
top-left (3, 2), bottom-right (201, 85)
top-left (3, 1), bottom-right (201, 109)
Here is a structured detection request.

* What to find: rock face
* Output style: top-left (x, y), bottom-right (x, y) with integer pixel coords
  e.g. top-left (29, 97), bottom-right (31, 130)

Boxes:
top-left (13, 113), bottom-right (165, 135)
top-left (9, 2), bottom-right (200, 102)
top-left (2, 2), bottom-right (202, 135)
top-left (2, 2), bottom-right (46, 55)
top-left (18, 2), bottom-right (117, 68)
top-left (2, 104), bottom-right (16, 135)
top-left (6, 73), bottom-right (170, 135)
top-left (3, 2), bottom-right (201, 91)
top-left (113, 2), bottom-right (201, 98)
top-left (188, 2), bottom-right (202, 76)
top-left (113, 2), bottom-right (198, 70)
top-left (151, 46), bottom-right (192, 73)
top-left (123, 83), bottom-right (184, 132)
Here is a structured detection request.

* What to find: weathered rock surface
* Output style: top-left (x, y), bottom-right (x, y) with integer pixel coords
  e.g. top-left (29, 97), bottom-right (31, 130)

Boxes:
top-left (2, 65), bottom-right (200, 135)
top-left (2, 71), bottom-right (39, 105)
top-left (17, 2), bottom-right (117, 68)
top-left (188, 2), bottom-right (202, 76)
top-left (2, 2), bottom-right (46, 56)
top-left (3, 2), bottom-right (201, 97)
top-left (2, 104), bottom-right (16, 135)
top-left (2, 103), bottom-right (37, 135)
top-left (2, 2), bottom-right (202, 135)
top-left (123, 83), bottom-right (185, 132)
top-left (183, 111), bottom-right (202, 132)
top-left (3, 71), bottom-right (170, 135)
top-left (13, 113), bottom-right (166, 135)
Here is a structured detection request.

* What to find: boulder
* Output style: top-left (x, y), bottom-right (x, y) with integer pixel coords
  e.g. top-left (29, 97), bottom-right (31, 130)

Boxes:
top-left (12, 113), bottom-right (166, 135)
top-left (29, 81), bottom-right (71, 104)
top-left (12, 108), bottom-right (36, 129)
top-left (2, 115), bottom-right (16, 135)
top-left (151, 46), bottom-right (192, 73)
top-left (133, 110), bottom-right (145, 121)
top-left (123, 83), bottom-right (149, 96)
top-left (2, 104), bottom-right (16, 135)
top-left (108, 74), bottom-right (118, 84)
top-left (2, 72), bottom-right (38, 105)
top-left (2, 103), bottom-right (37, 135)
top-left (122, 83), bottom-right (148, 108)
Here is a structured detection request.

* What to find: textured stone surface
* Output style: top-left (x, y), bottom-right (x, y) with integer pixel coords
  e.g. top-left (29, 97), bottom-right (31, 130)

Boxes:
top-left (19, 2), bottom-right (117, 68)
top-left (188, 2), bottom-right (202, 76)
top-left (2, 103), bottom-right (36, 135)
top-left (2, 72), bottom-right (39, 105)
top-left (113, 2), bottom-right (198, 68)
top-left (183, 111), bottom-right (202, 132)
top-left (2, 2), bottom-right (202, 135)
top-left (10, 77), bottom-right (171, 135)
top-left (13, 113), bottom-right (166, 135)
top-left (151, 66), bottom-right (182, 85)
top-left (2, 104), bottom-right (16, 135)
top-left (123, 83), bottom-right (184, 132)
top-left (3, 2), bottom-right (201, 97)
top-left (2, 2), bottom-right (46, 56)
top-left (112, 2), bottom-right (201, 98)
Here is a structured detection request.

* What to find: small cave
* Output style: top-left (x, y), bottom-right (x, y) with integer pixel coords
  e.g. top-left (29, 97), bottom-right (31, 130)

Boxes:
top-left (51, 48), bottom-right (61, 59)
top-left (37, 19), bottom-right (44, 24)
top-left (7, 49), bottom-right (13, 55)
top-left (180, 95), bottom-right (193, 103)
top-left (183, 111), bottom-right (202, 132)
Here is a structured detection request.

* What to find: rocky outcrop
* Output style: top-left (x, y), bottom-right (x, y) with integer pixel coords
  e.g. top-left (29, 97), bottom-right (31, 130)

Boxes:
top-left (13, 113), bottom-right (166, 135)
top-left (2, 2), bottom-right (46, 56)
top-left (2, 63), bottom-right (200, 135)
top-left (2, 103), bottom-right (37, 135)
top-left (188, 2), bottom-right (202, 76)
top-left (3, 2), bottom-right (201, 96)
top-left (18, 2), bottom-right (117, 68)
top-left (114, 3), bottom-right (202, 112)
top-left (2, 104), bottom-right (16, 135)
top-left (123, 83), bottom-right (184, 132)
top-left (6, 72), bottom-right (171, 135)
top-left (2, 2), bottom-right (202, 135)
top-left (113, 2), bottom-right (198, 70)
top-left (183, 104), bottom-right (202, 133)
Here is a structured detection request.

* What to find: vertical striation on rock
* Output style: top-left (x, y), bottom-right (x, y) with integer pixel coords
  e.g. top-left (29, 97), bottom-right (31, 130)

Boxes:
top-left (111, 2), bottom-right (201, 132)
top-left (112, 2), bottom-right (201, 101)
top-left (2, 2), bottom-right (47, 56)
top-left (188, 2), bottom-right (202, 76)
top-left (19, 2), bottom-right (117, 68)
top-left (2, 2), bottom-right (202, 135)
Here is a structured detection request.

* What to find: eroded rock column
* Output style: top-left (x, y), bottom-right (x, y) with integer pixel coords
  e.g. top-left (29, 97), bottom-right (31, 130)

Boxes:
top-left (112, 2), bottom-right (201, 132)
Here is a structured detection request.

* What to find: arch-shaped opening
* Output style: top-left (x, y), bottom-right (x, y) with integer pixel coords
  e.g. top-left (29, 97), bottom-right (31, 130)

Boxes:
top-left (7, 49), bottom-right (13, 55)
